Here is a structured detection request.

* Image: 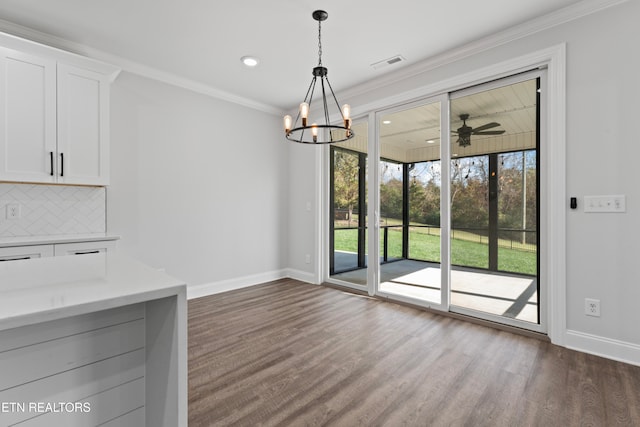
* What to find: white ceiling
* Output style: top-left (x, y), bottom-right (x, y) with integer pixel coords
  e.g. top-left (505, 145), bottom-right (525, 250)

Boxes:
top-left (0, 0), bottom-right (586, 113)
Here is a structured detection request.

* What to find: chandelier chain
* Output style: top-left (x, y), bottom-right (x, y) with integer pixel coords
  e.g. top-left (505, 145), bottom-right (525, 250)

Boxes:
top-left (317, 20), bottom-right (323, 66)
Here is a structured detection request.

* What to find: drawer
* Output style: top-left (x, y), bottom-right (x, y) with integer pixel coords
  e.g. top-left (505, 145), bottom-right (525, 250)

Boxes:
top-left (53, 240), bottom-right (117, 256)
top-left (0, 244), bottom-right (54, 261)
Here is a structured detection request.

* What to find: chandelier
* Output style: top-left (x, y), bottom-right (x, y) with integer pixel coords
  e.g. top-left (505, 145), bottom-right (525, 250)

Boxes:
top-left (283, 10), bottom-right (354, 144)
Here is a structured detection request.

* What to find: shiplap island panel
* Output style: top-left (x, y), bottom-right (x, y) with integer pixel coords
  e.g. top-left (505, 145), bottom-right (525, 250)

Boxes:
top-left (0, 253), bottom-right (187, 427)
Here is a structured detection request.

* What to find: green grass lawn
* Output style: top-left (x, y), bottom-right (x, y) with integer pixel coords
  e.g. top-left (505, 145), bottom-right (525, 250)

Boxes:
top-left (334, 226), bottom-right (537, 276)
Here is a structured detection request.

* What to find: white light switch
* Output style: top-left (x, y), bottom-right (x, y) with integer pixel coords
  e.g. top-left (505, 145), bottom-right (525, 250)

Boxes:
top-left (584, 195), bottom-right (626, 213)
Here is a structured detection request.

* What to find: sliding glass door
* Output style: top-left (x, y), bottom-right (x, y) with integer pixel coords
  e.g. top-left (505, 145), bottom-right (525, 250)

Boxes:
top-left (375, 97), bottom-right (446, 307)
top-left (449, 73), bottom-right (542, 330)
top-left (329, 120), bottom-right (369, 289)
top-left (326, 70), bottom-right (545, 332)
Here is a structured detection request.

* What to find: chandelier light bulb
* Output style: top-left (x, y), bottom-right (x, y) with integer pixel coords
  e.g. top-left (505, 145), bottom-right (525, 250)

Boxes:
top-left (342, 104), bottom-right (351, 120)
top-left (300, 102), bottom-right (310, 127)
top-left (284, 115), bottom-right (292, 133)
top-left (342, 104), bottom-right (351, 128)
top-left (311, 123), bottom-right (318, 142)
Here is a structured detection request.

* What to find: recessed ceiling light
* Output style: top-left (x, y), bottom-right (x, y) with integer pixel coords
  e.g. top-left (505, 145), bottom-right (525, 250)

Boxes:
top-left (426, 139), bottom-right (435, 144)
top-left (382, 120), bottom-right (391, 124)
top-left (241, 56), bottom-right (259, 67)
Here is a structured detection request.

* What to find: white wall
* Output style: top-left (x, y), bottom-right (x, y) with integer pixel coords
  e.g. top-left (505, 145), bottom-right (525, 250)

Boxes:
top-left (288, 1), bottom-right (640, 363)
top-left (287, 143), bottom-right (323, 283)
top-left (108, 72), bottom-right (288, 293)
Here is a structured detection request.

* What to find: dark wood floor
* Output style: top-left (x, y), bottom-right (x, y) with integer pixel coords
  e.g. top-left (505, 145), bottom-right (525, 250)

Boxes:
top-left (188, 278), bottom-right (640, 426)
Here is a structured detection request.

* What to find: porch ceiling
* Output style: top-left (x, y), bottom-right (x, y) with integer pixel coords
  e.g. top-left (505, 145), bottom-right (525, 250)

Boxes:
top-left (335, 78), bottom-right (538, 163)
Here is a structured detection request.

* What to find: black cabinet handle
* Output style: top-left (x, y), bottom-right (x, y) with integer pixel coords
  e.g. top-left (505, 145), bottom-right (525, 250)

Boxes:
top-left (50, 152), bottom-right (54, 176)
top-left (60, 153), bottom-right (64, 177)
top-left (73, 250), bottom-right (100, 255)
top-left (0, 257), bottom-right (31, 262)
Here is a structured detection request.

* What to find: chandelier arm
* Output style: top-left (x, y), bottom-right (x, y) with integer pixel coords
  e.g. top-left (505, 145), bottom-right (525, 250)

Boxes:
top-left (320, 78), bottom-right (330, 125)
top-left (306, 77), bottom-right (317, 110)
top-left (319, 77), bottom-right (332, 141)
top-left (302, 75), bottom-right (316, 104)
top-left (324, 76), bottom-right (346, 122)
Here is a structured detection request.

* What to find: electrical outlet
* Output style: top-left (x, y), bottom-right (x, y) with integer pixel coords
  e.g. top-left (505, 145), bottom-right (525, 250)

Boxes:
top-left (6, 203), bottom-right (21, 220)
top-left (585, 298), bottom-right (600, 317)
top-left (305, 254), bottom-right (311, 264)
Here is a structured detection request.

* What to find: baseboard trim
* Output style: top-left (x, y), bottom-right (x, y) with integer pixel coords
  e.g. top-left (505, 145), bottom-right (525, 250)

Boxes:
top-left (187, 269), bottom-right (288, 299)
top-left (187, 268), bottom-right (318, 299)
top-left (565, 329), bottom-right (640, 367)
top-left (283, 268), bottom-right (317, 285)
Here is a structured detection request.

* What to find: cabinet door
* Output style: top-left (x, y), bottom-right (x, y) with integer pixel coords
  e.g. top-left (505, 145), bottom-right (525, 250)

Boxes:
top-left (54, 240), bottom-right (116, 256)
top-left (57, 64), bottom-right (110, 186)
top-left (0, 48), bottom-right (57, 183)
top-left (0, 245), bottom-right (55, 261)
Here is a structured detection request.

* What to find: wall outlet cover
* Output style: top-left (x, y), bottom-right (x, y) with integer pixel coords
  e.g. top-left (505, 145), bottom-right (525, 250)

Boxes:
top-left (585, 298), bottom-right (601, 317)
top-left (6, 203), bottom-right (21, 220)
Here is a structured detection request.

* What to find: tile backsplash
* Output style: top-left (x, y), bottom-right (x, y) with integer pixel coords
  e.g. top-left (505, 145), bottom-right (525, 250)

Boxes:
top-left (0, 183), bottom-right (106, 237)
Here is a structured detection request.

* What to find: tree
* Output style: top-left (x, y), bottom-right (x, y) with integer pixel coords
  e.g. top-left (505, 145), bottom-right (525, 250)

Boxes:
top-left (333, 150), bottom-right (360, 227)
top-left (409, 178), bottom-right (427, 223)
top-left (380, 178), bottom-right (403, 220)
top-left (498, 150), bottom-right (537, 243)
top-left (451, 157), bottom-right (488, 229)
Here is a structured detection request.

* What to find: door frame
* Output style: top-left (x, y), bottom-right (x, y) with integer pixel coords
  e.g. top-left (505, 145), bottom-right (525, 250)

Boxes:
top-left (321, 44), bottom-right (566, 344)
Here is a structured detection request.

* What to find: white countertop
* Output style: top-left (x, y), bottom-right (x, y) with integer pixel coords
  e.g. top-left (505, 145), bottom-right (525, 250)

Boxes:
top-left (0, 233), bottom-right (120, 248)
top-left (0, 253), bottom-right (186, 331)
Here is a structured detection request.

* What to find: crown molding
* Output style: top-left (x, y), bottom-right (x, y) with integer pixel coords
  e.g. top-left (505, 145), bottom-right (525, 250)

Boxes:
top-left (0, 29), bottom-right (120, 82)
top-left (0, 0), bottom-right (626, 116)
top-left (337, 0), bottom-right (627, 103)
top-left (0, 18), bottom-right (282, 116)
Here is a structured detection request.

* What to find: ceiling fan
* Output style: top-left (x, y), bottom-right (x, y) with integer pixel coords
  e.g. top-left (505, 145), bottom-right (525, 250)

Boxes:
top-left (453, 114), bottom-right (505, 147)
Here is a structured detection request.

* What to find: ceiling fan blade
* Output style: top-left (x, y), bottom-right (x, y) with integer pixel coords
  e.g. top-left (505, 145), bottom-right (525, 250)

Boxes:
top-left (474, 130), bottom-right (506, 135)
top-left (472, 122), bottom-right (501, 132)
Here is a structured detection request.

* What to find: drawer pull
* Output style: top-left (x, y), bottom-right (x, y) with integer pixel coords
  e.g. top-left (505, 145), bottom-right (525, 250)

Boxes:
top-left (50, 152), bottom-right (54, 176)
top-left (0, 256), bottom-right (31, 262)
top-left (73, 250), bottom-right (100, 255)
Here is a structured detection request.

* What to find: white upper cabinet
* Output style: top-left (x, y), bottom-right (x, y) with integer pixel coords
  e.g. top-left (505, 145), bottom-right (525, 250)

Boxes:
top-left (0, 34), bottom-right (119, 186)
top-left (57, 64), bottom-right (110, 185)
top-left (0, 48), bottom-right (57, 183)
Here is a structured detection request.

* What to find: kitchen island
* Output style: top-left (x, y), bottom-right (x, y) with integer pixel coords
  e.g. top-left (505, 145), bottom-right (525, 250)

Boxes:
top-left (0, 253), bottom-right (187, 427)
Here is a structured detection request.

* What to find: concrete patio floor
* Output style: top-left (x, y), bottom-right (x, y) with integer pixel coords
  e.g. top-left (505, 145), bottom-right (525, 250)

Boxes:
top-left (331, 252), bottom-right (537, 324)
